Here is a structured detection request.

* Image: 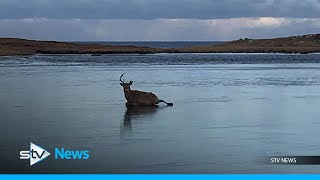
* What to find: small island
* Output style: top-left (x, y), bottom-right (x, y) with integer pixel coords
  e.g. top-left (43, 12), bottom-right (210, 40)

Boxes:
top-left (1, 34), bottom-right (320, 56)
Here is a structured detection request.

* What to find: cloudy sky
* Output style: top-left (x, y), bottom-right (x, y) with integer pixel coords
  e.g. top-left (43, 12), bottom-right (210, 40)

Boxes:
top-left (0, 0), bottom-right (320, 41)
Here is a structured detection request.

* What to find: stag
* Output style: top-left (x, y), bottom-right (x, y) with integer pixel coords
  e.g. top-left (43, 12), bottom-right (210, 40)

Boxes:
top-left (119, 73), bottom-right (173, 106)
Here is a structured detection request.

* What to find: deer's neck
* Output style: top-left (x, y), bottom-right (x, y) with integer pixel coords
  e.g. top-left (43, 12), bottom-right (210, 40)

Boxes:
top-left (124, 90), bottom-right (132, 101)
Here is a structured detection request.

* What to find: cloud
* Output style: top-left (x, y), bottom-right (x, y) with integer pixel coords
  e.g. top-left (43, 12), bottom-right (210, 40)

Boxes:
top-left (1, 18), bottom-right (320, 41)
top-left (0, 0), bottom-right (320, 19)
top-left (1, 0), bottom-right (319, 41)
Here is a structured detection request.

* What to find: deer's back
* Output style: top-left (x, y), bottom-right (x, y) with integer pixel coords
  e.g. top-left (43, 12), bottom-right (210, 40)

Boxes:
top-left (129, 90), bottom-right (159, 105)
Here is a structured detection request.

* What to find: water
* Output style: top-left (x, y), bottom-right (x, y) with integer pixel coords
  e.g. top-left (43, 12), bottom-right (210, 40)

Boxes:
top-left (75, 41), bottom-right (223, 48)
top-left (2, 53), bottom-right (320, 67)
top-left (1, 53), bottom-right (320, 173)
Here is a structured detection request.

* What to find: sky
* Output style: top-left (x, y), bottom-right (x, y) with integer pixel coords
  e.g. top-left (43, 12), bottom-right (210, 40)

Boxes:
top-left (0, 0), bottom-right (320, 41)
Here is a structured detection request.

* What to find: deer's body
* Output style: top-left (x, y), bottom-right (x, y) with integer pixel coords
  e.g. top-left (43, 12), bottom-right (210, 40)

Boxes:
top-left (125, 90), bottom-right (159, 106)
top-left (119, 73), bottom-right (173, 106)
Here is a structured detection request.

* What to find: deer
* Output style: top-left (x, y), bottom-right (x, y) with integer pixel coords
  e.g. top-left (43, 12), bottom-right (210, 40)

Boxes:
top-left (119, 73), bottom-right (173, 106)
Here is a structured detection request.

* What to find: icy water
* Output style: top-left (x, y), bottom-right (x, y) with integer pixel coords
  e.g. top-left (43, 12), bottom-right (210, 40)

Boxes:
top-left (1, 53), bottom-right (320, 173)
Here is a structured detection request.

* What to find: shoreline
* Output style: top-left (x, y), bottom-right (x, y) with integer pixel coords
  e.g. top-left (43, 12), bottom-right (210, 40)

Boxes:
top-left (1, 52), bottom-right (320, 58)
top-left (1, 34), bottom-right (320, 56)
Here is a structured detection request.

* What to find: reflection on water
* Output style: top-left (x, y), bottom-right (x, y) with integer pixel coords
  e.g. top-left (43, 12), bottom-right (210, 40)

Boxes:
top-left (122, 106), bottom-right (159, 129)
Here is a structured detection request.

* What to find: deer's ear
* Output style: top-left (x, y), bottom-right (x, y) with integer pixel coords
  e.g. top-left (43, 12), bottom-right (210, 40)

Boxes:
top-left (129, 80), bottom-right (133, 85)
top-left (120, 83), bottom-right (123, 86)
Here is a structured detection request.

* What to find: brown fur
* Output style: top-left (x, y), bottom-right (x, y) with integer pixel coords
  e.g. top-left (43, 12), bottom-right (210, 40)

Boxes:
top-left (124, 90), bottom-right (160, 106)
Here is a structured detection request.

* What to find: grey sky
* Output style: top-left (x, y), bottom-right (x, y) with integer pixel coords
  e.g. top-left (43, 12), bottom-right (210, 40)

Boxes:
top-left (1, 0), bottom-right (320, 19)
top-left (0, 0), bottom-right (319, 41)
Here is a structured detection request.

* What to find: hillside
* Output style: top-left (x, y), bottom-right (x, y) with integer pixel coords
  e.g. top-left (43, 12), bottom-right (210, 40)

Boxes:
top-left (1, 34), bottom-right (320, 56)
top-left (0, 38), bottom-right (157, 56)
top-left (174, 34), bottom-right (320, 54)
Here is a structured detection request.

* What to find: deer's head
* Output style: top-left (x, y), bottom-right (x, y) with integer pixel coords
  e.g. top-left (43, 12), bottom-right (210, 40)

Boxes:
top-left (119, 73), bottom-right (133, 93)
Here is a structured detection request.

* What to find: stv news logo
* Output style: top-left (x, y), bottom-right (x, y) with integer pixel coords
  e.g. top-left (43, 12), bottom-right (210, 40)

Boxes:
top-left (20, 142), bottom-right (90, 166)
top-left (20, 142), bottom-right (51, 166)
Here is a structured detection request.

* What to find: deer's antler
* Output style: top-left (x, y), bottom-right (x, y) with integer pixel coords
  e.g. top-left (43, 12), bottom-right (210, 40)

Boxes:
top-left (120, 73), bottom-right (125, 84)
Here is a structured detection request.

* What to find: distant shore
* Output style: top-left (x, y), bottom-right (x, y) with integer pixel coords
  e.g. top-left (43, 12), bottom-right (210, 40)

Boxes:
top-left (1, 34), bottom-right (320, 56)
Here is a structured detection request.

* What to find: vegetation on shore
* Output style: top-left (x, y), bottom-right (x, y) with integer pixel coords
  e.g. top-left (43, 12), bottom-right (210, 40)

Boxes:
top-left (175, 34), bottom-right (320, 54)
top-left (1, 34), bottom-right (320, 56)
top-left (0, 38), bottom-right (157, 56)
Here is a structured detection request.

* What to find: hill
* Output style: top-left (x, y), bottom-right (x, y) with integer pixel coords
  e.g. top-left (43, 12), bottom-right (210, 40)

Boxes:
top-left (174, 34), bottom-right (320, 54)
top-left (1, 34), bottom-right (320, 56)
top-left (0, 38), bottom-right (157, 56)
